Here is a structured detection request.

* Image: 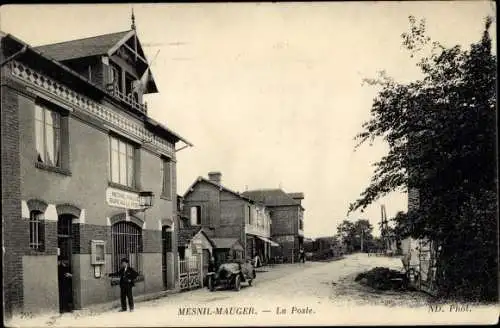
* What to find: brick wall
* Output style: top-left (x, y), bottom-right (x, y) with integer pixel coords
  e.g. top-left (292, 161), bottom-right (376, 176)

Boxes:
top-left (269, 205), bottom-right (299, 236)
top-left (3, 56), bottom-right (180, 314)
top-left (2, 79), bottom-right (23, 317)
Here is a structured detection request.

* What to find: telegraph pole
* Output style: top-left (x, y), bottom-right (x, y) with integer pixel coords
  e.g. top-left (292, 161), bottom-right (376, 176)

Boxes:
top-left (360, 229), bottom-right (364, 252)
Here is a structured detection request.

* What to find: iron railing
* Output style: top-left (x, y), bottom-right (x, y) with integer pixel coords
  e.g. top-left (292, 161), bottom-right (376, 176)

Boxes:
top-left (106, 84), bottom-right (148, 114)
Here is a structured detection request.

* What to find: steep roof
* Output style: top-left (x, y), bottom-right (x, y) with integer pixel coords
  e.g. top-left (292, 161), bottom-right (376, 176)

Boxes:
top-left (242, 189), bottom-right (304, 209)
top-left (35, 30), bottom-right (131, 61)
top-left (183, 177), bottom-right (254, 203)
top-left (177, 226), bottom-right (214, 248)
top-left (0, 32), bottom-right (189, 148)
top-left (211, 238), bottom-right (244, 251)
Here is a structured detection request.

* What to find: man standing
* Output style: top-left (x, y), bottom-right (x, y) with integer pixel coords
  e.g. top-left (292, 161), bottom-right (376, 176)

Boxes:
top-left (299, 247), bottom-right (305, 263)
top-left (111, 258), bottom-right (139, 312)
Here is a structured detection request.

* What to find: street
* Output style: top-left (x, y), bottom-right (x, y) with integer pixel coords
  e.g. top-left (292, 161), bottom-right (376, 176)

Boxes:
top-left (9, 254), bottom-right (442, 327)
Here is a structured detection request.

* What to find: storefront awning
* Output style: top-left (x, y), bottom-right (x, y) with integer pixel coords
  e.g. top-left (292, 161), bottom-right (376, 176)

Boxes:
top-left (256, 236), bottom-right (280, 247)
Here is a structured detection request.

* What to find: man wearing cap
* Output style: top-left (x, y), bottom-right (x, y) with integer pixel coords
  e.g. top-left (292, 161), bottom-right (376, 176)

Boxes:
top-left (111, 258), bottom-right (139, 312)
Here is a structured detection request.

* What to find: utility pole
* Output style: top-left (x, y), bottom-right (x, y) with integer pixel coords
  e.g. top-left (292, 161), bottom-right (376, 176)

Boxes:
top-left (380, 204), bottom-right (388, 253)
top-left (360, 228), bottom-right (364, 252)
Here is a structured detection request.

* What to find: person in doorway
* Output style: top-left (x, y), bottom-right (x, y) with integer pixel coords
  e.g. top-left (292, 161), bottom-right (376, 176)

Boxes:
top-left (58, 259), bottom-right (73, 313)
top-left (299, 247), bottom-right (305, 263)
top-left (110, 258), bottom-right (139, 312)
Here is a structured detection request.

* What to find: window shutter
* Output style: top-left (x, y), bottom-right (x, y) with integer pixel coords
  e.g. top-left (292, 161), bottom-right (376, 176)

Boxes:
top-left (39, 219), bottom-right (46, 252)
top-left (197, 206), bottom-right (202, 225)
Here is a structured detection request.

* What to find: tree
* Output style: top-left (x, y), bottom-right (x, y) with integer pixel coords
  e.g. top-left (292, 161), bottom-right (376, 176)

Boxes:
top-left (336, 220), bottom-right (355, 251)
top-left (336, 219), bottom-right (374, 252)
top-left (348, 16), bottom-right (497, 301)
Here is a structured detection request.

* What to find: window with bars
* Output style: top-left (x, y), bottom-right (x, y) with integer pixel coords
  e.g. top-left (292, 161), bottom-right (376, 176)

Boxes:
top-left (29, 211), bottom-right (45, 251)
top-left (109, 136), bottom-right (136, 188)
top-left (162, 158), bottom-right (172, 199)
top-left (35, 103), bottom-right (61, 168)
top-left (112, 221), bottom-right (143, 273)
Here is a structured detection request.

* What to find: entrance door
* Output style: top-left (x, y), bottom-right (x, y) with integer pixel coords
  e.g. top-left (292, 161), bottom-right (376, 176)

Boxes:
top-left (57, 214), bottom-right (74, 313)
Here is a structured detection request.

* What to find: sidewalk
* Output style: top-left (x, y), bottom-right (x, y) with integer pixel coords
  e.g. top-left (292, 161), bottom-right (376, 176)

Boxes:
top-left (6, 288), bottom-right (180, 328)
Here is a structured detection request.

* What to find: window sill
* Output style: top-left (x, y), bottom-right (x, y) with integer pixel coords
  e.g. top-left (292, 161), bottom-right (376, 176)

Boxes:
top-left (108, 181), bottom-right (140, 193)
top-left (35, 162), bottom-right (71, 176)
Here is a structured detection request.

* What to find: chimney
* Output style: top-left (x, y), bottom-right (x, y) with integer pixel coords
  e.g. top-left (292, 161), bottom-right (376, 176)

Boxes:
top-left (208, 171), bottom-right (222, 184)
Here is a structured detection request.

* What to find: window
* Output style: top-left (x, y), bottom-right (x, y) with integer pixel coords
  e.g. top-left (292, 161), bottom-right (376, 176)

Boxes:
top-left (125, 72), bottom-right (134, 97)
top-left (112, 222), bottom-right (143, 273)
top-left (35, 104), bottom-right (61, 167)
top-left (109, 64), bottom-right (121, 92)
top-left (29, 211), bottom-right (45, 251)
top-left (109, 136), bottom-right (136, 188)
top-left (162, 158), bottom-right (172, 199)
top-left (190, 206), bottom-right (201, 226)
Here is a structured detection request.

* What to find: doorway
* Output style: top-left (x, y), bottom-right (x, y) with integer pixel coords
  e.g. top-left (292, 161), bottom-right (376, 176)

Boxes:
top-left (57, 214), bottom-right (74, 313)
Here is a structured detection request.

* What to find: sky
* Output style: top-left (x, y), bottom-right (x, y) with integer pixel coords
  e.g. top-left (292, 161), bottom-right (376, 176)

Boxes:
top-left (1, 2), bottom-right (496, 238)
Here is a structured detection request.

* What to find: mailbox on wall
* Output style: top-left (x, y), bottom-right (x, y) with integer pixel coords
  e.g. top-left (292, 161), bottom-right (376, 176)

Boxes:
top-left (91, 240), bottom-right (106, 265)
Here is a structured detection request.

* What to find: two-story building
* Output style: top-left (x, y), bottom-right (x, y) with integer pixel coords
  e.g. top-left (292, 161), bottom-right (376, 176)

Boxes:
top-left (181, 172), bottom-right (276, 265)
top-left (242, 189), bottom-right (305, 263)
top-left (1, 24), bottom-right (191, 317)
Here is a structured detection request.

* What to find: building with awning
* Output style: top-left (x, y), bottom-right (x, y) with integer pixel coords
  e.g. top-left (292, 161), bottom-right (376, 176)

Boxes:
top-left (181, 172), bottom-right (277, 265)
top-left (242, 189), bottom-right (305, 263)
top-left (256, 235), bottom-right (280, 247)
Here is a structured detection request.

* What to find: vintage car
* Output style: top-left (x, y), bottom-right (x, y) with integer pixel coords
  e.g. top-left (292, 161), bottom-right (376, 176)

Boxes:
top-left (207, 260), bottom-right (255, 291)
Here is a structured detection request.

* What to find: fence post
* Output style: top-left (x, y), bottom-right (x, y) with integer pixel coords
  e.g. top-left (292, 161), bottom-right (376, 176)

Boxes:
top-left (199, 253), bottom-right (204, 288)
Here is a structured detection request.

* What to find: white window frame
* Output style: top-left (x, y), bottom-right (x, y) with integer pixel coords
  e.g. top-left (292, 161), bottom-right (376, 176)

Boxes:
top-left (109, 135), bottom-right (136, 188)
top-left (35, 104), bottom-right (61, 168)
top-left (190, 206), bottom-right (201, 226)
top-left (29, 211), bottom-right (44, 250)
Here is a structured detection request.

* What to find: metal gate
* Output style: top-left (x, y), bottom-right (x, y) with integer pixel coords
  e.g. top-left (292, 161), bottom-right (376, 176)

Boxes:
top-left (178, 255), bottom-right (202, 290)
top-left (418, 239), bottom-right (438, 296)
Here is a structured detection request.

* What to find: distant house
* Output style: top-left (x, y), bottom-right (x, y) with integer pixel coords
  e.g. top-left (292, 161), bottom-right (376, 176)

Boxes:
top-left (313, 236), bottom-right (342, 257)
top-left (242, 189), bottom-right (305, 263)
top-left (182, 172), bottom-right (275, 265)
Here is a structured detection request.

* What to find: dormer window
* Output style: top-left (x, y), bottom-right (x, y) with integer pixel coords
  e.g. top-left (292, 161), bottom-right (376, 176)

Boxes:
top-left (109, 64), bottom-right (121, 93)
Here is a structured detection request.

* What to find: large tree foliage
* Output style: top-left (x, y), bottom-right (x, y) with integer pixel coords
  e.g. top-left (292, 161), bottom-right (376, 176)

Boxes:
top-left (337, 219), bottom-right (374, 252)
top-left (348, 16), bottom-right (497, 301)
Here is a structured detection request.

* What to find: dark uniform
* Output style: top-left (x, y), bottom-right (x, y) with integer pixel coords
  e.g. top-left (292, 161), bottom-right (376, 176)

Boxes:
top-left (299, 248), bottom-right (305, 263)
top-left (111, 260), bottom-right (138, 311)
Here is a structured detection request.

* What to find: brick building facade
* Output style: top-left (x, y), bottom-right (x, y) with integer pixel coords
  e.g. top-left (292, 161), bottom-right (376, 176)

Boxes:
top-left (182, 172), bottom-right (275, 264)
top-left (1, 28), bottom-right (191, 317)
top-left (242, 189), bottom-right (305, 263)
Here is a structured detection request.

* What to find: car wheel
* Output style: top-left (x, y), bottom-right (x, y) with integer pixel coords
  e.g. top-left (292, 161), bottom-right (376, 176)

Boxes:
top-left (234, 275), bottom-right (241, 291)
top-left (208, 277), bottom-right (215, 292)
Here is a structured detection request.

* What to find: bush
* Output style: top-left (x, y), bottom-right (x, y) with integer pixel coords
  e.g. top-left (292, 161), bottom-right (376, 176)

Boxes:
top-left (356, 267), bottom-right (409, 291)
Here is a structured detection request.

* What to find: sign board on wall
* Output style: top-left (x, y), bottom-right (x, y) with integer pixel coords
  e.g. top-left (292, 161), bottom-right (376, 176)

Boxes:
top-left (106, 187), bottom-right (141, 209)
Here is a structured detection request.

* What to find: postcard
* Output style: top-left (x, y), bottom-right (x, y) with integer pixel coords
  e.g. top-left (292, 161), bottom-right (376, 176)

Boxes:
top-left (1, 2), bottom-right (498, 327)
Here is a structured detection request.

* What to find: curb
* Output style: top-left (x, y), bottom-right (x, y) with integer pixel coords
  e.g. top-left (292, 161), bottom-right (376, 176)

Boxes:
top-left (74, 288), bottom-right (181, 315)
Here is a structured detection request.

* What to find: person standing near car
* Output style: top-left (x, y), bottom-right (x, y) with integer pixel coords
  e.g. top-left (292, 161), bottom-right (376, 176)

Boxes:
top-left (299, 247), bottom-right (305, 263)
top-left (110, 258), bottom-right (138, 312)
